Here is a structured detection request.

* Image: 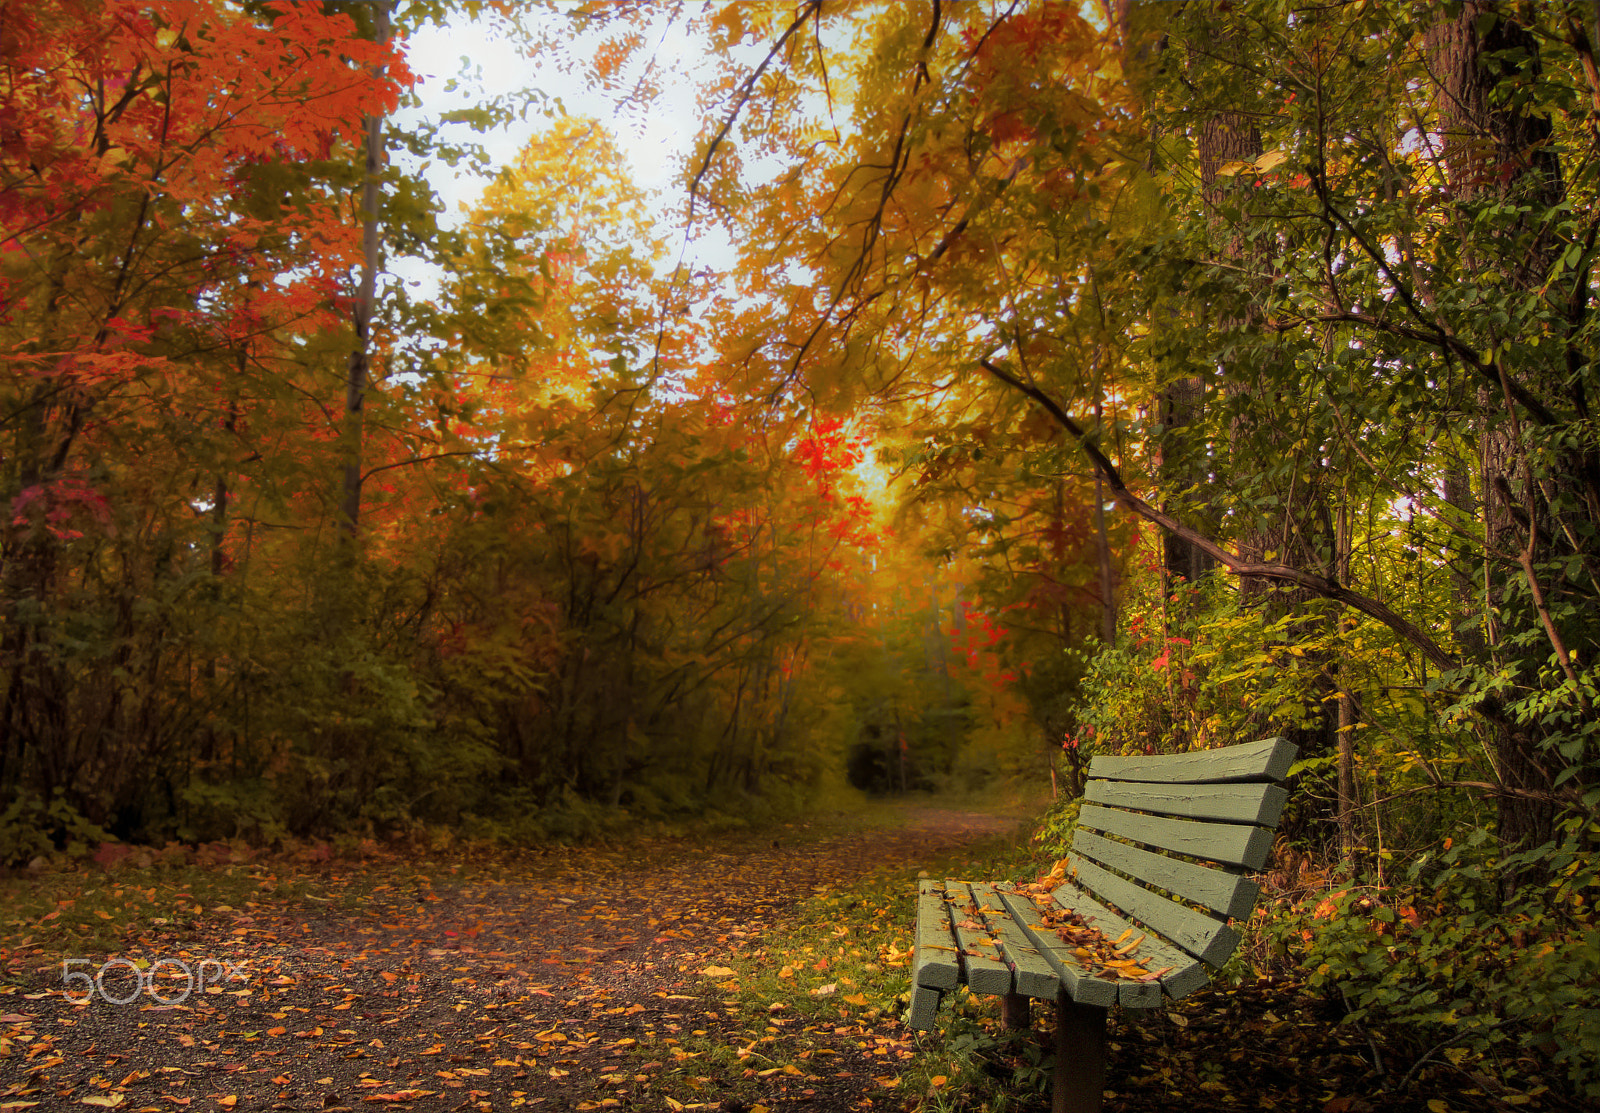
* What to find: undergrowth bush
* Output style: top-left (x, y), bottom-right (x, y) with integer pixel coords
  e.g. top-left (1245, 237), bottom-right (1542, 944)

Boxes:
top-left (1028, 794), bottom-right (1081, 862)
top-left (1275, 825), bottom-right (1600, 1099)
top-left (0, 789), bottom-right (112, 866)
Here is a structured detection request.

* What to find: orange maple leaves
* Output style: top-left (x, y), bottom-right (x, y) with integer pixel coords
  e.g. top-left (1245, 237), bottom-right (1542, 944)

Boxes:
top-left (1, 0), bottom-right (409, 534)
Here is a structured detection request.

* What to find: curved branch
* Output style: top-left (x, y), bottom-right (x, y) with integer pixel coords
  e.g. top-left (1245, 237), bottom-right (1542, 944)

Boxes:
top-left (976, 357), bottom-right (1462, 676)
top-left (1298, 179), bottom-right (1561, 426)
top-left (360, 451), bottom-right (480, 484)
top-left (686, 0), bottom-right (824, 226)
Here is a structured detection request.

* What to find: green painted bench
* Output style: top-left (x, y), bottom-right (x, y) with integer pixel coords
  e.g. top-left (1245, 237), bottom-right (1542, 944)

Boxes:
top-left (907, 737), bottom-right (1298, 1113)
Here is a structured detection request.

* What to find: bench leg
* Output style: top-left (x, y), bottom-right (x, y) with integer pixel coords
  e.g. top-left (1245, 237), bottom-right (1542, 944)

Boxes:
top-left (1000, 992), bottom-right (1030, 1030)
top-left (1053, 994), bottom-right (1107, 1113)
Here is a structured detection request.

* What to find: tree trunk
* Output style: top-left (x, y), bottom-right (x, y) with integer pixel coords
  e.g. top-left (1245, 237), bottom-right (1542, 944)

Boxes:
top-left (1093, 472), bottom-right (1116, 645)
top-left (1188, 16), bottom-right (1265, 594)
top-left (1335, 502), bottom-right (1358, 864)
top-left (1428, 0), bottom-right (1565, 859)
top-left (1196, 8), bottom-right (1339, 796)
top-left (342, 1), bottom-right (391, 542)
top-left (1155, 18), bottom-right (1268, 596)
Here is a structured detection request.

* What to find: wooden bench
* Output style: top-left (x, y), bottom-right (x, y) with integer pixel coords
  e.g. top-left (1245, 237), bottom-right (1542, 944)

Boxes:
top-left (907, 737), bottom-right (1297, 1113)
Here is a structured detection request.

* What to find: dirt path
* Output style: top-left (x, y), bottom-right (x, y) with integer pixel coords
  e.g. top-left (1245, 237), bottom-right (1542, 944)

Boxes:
top-left (0, 807), bottom-right (1027, 1113)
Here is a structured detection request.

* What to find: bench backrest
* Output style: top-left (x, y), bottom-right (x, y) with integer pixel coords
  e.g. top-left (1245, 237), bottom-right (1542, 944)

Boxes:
top-left (1052, 736), bottom-right (1297, 1005)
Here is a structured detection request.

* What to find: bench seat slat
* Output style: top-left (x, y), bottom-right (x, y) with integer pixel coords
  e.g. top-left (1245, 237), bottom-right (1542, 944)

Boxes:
top-left (1088, 737), bottom-right (1296, 785)
top-left (1048, 881), bottom-right (1209, 1005)
top-left (943, 881), bottom-right (1013, 996)
top-left (968, 882), bottom-right (1061, 999)
top-left (1072, 829), bottom-right (1259, 920)
top-left (1065, 854), bottom-right (1240, 967)
top-left (1077, 803), bottom-right (1275, 870)
top-left (1084, 779), bottom-right (1288, 827)
top-left (994, 889), bottom-right (1119, 1008)
top-left (914, 880), bottom-right (960, 991)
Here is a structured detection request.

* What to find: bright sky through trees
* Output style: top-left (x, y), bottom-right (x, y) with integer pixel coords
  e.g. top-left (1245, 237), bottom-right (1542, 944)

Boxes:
top-left (392, 3), bottom-right (726, 291)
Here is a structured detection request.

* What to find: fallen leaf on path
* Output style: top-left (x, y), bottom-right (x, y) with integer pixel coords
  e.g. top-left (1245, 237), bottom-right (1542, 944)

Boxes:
top-left (364, 1092), bottom-right (436, 1103)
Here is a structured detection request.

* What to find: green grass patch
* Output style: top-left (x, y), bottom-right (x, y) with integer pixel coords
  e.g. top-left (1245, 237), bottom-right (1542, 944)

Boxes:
top-left (645, 821), bottom-right (1051, 1111)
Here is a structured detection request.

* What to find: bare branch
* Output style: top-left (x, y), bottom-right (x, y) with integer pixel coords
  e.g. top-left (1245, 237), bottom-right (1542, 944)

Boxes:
top-left (685, 0), bottom-right (824, 226)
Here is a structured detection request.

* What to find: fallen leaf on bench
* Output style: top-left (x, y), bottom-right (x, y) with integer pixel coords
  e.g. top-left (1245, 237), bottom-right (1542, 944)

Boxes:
top-left (1006, 888), bottom-right (1166, 979)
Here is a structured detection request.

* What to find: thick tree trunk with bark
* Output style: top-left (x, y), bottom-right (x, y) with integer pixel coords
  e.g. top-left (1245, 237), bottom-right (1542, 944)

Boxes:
top-left (1428, 1), bottom-right (1566, 857)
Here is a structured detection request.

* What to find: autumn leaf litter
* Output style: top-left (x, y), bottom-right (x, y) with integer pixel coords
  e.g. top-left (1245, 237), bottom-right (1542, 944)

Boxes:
top-left (0, 809), bottom-right (1017, 1113)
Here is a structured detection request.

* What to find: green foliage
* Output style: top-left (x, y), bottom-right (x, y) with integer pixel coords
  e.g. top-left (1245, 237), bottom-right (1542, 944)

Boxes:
top-left (813, 582), bottom-right (979, 796)
top-left (1028, 795), bottom-right (1082, 863)
top-left (1278, 826), bottom-right (1600, 1098)
top-left (1073, 570), bottom-right (1325, 755)
top-left (0, 790), bottom-right (112, 867)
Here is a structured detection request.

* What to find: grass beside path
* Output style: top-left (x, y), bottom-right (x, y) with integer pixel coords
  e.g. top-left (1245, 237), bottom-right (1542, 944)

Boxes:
top-left (651, 804), bottom-right (1573, 1113)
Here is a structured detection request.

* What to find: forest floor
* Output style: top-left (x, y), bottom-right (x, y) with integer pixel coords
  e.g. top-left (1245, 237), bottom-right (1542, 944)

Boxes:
top-left (0, 800), bottom-right (1574, 1113)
